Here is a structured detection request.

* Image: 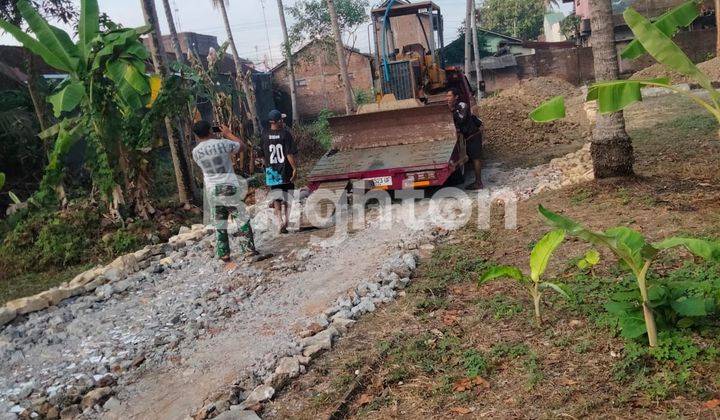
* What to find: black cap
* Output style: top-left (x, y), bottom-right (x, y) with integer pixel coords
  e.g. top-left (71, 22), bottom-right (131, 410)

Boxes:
top-left (268, 110), bottom-right (287, 122)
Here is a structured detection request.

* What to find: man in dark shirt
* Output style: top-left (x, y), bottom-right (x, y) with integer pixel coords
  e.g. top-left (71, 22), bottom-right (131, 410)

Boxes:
top-left (262, 110), bottom-right (298, 233)
top-left (447, 88), bottom-right (484, 190)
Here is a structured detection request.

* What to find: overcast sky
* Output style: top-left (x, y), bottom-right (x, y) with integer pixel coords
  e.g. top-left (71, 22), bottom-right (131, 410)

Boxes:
top-left (1, 0), bottom-right (569, 70)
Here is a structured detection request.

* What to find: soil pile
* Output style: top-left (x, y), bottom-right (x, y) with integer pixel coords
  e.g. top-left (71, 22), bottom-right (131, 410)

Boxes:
top-left (630, 57), bottom-right (720, 84)
top-left (474, 77), bottom-right (589, 168)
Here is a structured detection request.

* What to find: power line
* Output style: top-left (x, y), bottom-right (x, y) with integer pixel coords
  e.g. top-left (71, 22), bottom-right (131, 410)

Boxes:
top-left (172, 0), bottom-right (183, 32)
top-left (259, 0), bottom-right (275, 66)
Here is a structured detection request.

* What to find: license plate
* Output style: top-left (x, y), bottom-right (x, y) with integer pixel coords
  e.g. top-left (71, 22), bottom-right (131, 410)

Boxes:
top-left (366, 176), bottom-right (393, 187)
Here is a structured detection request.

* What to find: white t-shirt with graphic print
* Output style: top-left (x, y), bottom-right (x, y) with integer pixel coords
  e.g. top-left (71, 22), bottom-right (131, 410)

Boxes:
top-left (191, 138), bottom-right (240, 186)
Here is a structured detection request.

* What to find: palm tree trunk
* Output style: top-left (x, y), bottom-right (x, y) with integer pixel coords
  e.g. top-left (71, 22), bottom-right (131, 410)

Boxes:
top-left (716, 0), bottom-right (720, 57)
top-left (588, 0), bottom-right (634, 178)
top-left (326, 0), bottom-right (355, 114)
top-left (217, 0), bottom-right (261, 138)
top-left (471, 0), bottom-right (483, 100)
top-left (141, 0), bottom-right (191, 205)
top-left (160, 0), bottom-right (186, 65)
top-left (464, 0), bottom-right (473, 78)
top-left (276, 0), bottom-right (300, 124)
top-left (161, 0), bottom-right (203, 202)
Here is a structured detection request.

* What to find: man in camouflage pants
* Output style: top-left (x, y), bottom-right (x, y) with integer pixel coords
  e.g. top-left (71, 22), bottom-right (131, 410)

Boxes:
top-left (192, 121), bottom-right (258, 263)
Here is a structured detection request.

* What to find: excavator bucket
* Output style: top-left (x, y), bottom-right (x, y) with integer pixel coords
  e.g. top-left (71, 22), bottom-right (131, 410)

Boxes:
top-left (328, 104), bottom-right (457, 151)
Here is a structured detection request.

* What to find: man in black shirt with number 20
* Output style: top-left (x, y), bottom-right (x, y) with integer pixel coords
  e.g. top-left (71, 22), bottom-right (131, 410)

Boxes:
top-left (262, 110), bottom-right (298, 234)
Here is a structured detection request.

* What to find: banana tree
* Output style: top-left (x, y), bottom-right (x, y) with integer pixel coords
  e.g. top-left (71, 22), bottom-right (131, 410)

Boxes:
top-left (530, 1), bottom-right (720, 136)
top-left (0, 0), bottom-right (155, 217)
top-left (480, 229), bottom-right (571, 325)
top-left (539, 205), bottom-right (720, 347)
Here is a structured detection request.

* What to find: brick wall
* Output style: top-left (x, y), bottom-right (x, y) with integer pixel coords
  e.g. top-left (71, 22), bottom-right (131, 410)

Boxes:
top-left (273, 42), bottom-right (374, 120)
top-left (482, 68), bottom-right (520, 92)
top-left (516, 28), bottom-right (717, 85)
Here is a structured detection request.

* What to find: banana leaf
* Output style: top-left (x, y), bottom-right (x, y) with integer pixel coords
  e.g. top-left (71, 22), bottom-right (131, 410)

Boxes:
top-left (623, 7), bottom-right (719, 102)
top-left (106, 59), bottom-right (150, 109)
top-left (147, 75), bottom-right (162, 108)
top-left (621, 1), bottom-right (700, 60)
top-left (480, 265), bottom-right (525, 283)
top-left (529, 95), bottom-right (565, 123)
top-left (530, 229), bottom-right (565, 282)
top-left (44, 121), bottom-right (84, 186)
top-left (540, 281), bottom-right (571, 298)
top-left (0, 20), bottom-right (71, 72)
top-left (47, 80), bottom-right (85, 117)
top-left (587, 78), bottom-right (669, 114)
top-left (653, 237), bottom-right (720, 262)
top-left (538, 205), bottom-right (657, 271)
top-left (78, 0), bottom-right (100, 59)
top-left (17, 0), bottom-right (78, 71)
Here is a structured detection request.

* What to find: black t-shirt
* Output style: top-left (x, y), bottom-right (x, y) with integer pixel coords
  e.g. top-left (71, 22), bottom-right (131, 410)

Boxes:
top-left (262, 128), bottom-right (298, 186)
top-left (452, 101), bottom-right (480, 138)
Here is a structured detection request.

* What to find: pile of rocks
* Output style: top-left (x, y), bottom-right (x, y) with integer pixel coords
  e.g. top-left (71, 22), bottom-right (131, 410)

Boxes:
top-left (485, 142), bottom-right (593, 200)
top-left (0, 225), bottom-right (230, 418)
top-left (0, 224), bottom-right (212, 329)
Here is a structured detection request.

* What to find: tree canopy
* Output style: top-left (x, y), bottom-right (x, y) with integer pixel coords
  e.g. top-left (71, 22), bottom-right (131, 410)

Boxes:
top-left (0, 0), bottom-right (75, 25)
top-left (287, 0), bottom-right (369, 46)
top-left (478, 0), bottom-right (545, 41)
top-left (443, 33), bottom-right (491, 67)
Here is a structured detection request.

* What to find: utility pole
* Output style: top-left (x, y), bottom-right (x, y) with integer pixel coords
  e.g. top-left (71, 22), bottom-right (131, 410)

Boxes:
top-left (464, 0), bottom-right (472, 78)
top-left (471, 0), bottom-right (483, 100)
top-left (140, 0), bottom-right (190, 205)
top-left (213, 0), bottom-right (261, 138)
top-left (326, 0), bottom-right (356, 114)
top-left (276, 0), bottom-right (300, 124)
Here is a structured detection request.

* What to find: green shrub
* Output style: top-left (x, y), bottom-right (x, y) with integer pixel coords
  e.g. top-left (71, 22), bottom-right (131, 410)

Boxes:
top-left (36, 218), bottom-right (92, 267)
top-left (0, 205), bottom-right (101, 276)
top-left (354, 89), bottom-right (374, 106)
top-left (107, 229), bottom-right (141, 255)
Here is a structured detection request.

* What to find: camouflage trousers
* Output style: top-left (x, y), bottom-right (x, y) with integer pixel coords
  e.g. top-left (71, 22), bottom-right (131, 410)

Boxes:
top-left (212, 184), bottom-right (256, 258)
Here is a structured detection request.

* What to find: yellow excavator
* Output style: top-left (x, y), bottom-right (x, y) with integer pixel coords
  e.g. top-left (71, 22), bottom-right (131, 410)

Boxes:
top-left (307, 0), bottom-right (476, 192)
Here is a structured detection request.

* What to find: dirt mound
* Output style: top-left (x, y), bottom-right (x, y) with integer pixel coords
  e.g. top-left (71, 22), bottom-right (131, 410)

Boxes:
top-left (630, 57), bottom-right (720, 84)
top-left (496, 76), bottom-right (580, 102)
top-left (474, 77), bottom-right (589, 168)
top-left (698, 57), bottom-right (720, 81)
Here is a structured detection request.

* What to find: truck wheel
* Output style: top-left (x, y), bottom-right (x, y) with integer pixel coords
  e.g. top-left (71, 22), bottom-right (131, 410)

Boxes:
top-left (447, 165), bottom-right (466, 186)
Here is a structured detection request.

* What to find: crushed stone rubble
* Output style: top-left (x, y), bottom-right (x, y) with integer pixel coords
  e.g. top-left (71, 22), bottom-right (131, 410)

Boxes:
top-left (0, 144), bottom-right (594, 419)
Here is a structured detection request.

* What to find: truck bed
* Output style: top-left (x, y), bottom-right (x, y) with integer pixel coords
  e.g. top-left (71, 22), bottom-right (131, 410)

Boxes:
top-left (307, 138), bottom-right (457, 182)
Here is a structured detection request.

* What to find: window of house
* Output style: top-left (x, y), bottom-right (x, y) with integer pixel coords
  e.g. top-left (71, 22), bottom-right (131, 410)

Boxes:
top-left (295, 79), bottom-right (308, 87)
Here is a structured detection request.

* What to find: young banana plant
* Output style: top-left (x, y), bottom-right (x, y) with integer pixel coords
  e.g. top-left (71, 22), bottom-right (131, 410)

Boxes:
top-left (539, 205), bottom-right (720, 347)
top-left (576, 249), bottom-right (600, 275)
top-left (479, 229), bottom-right (570, 325)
